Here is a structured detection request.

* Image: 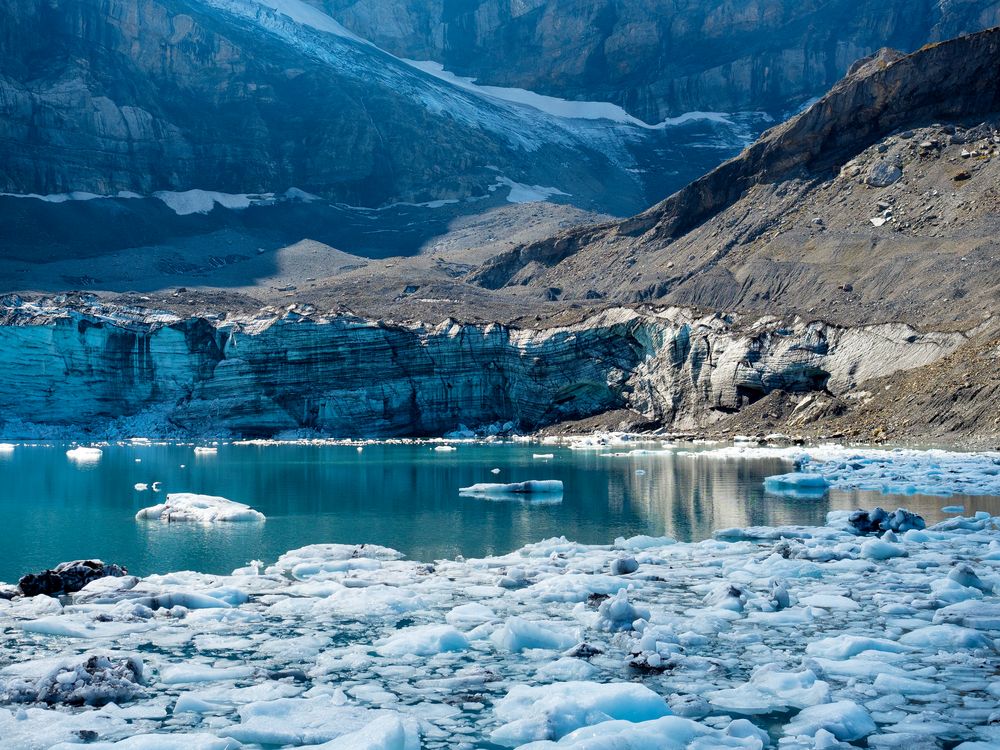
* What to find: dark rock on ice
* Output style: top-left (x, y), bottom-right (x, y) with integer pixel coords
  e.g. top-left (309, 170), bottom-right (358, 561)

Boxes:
top-left (18, 560), bottom-right (127, 597)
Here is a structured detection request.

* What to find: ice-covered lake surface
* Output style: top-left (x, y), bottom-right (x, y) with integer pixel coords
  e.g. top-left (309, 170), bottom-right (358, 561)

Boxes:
top-left (2, 441), bottom-right (1000, 583)
top-left (1, 441), bottom-right (999, 749)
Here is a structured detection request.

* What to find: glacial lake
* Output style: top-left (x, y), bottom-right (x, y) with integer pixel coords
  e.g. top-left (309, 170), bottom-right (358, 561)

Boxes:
top-left (2, 441), bottom-right (998, 584)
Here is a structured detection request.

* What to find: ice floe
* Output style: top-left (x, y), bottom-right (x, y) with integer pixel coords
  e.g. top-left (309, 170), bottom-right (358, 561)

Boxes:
top-left (459, 480), bottom-right (564, 499)
top-left (135, 493), bottom-right (265, 523)
top-left (66, 446), bottom-right (103, 463)
top-left (718, 445), bottom-right (1000, 497)
top-left (0, 506), bottom-right (998, 749)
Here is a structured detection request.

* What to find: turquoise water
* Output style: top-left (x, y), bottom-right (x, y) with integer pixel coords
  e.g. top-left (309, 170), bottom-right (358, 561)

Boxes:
top-left (1, 442), bottom-right (998, 583)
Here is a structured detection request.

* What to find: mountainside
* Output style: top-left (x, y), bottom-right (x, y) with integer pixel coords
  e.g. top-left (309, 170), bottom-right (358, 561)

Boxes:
top-left (0, 26), bottom-right (997, 442)
top-left (313, 0), bottom-right (1000, 123)
top-left (0, 0), bottom-right (755, 213)
top-left (469, 29), bottom-right (1000, 329)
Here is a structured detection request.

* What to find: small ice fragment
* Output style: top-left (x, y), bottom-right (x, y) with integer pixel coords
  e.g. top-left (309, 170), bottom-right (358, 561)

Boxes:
top-left (635, 469), bottom-right (646, 476)
top-left (784, 700), bottom-right (876, 741)
top-left (434, 445), bottom-right (457, 452)
top-left (941, 505), bottom-right (965, 514)
top-left (0, 443), bottom-right (15, 452)
top-left (193, 447), bottom-right (217, 454)
top-left (491, 468), bottom-right (501, 474)
top-left (134, 483), bottom-right (149, 491)
top-left (609, 557), bottom-right (638, 575)
top-left (533, 453), bottom-right (554, 459)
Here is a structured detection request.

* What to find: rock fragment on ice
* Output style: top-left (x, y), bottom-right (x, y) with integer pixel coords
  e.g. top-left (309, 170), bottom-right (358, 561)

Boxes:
top-left (135, 493), bottom-right (265, 523)
top-left (18, 560), bottom-right (127, 597)
top-left (848, 507), bottom-right (925, 535)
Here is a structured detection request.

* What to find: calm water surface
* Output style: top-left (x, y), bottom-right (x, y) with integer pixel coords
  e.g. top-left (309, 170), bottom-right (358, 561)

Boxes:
top-left (1, 442), bottom-right (997, 582)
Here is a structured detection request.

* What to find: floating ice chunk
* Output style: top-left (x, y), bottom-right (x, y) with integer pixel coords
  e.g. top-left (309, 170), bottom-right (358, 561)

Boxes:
top-left (221, 695), bottom-right (418, 746)
top-left (707, 665), bottom-right (830, 715)
top-left (491, 468), bottom-right (501, 474)
top-left (613, 534), bottom-right (676, 550)
top-left (458, 479), bottom-right (563, 504)
top-left (445, 603), bottom-right (497, 628)
top-left (66, 446), bottom-right (103, 463)
top-left (434, 445), bottom-right (457, 452)
top-left (595, 589), bottom-right (649, 631)
top-left (872, 673), bottom-right (941, 696)
top-left (134, 483), bottom-right (149, 491)
top-left (805, 635), bottom-right (911, 660)
top-left (459, 480), bottom-right (564, 498)
top-left (160, 664), bottom-right (254, 685)
top-left (193, 447), bottom-right (217, 455)
top-left (942, 505), bottom-right (965, 514)
top-left (0, 443), bottom-right (15, 452)
top-left (533, 453), bottom-right (554, 459)
top-left (135, 493), bottom-right (265, 523)
top-left (511, 716), bottom-right (767, 749)
top-left (375, 625), bottom-right (469, 656)
top-left (798, 594), bottom-right (859, 610)
top-left (764, 472), bottom-right (829, 499)
top-left (784, 700), bottom-right (876, 741)
top-left (50, 734), bottom-right (242, 749)
top-left (535, 657), bottom-right (599, 682)
top-left (610, 556), bottom-right (639, 575)
top-left (861, 537), bottom-right (908, 560)
top-left (948, 563), bottom-right (991, 592)
top-left (0, 654), bottom-right (146, 707)
top-left (490, 681), bottom-right (671, 745)
top-left (490, 616), bottom-right (577, 652)
top-left (897, 624), bottom-right (995, 651)
top-left (304, 714), bottom-right (418, 749)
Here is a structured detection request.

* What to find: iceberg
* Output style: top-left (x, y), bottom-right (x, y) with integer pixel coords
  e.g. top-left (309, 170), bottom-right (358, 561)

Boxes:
top-left (135, 493), bottom-right (265, 523)
top-left (763, 472), bottom-right (829, 498)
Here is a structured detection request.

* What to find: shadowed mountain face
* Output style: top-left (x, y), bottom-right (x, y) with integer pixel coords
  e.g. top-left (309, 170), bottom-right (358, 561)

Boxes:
top-left (0, 0), bottom-right (759, 213)
top-left (313, 0), bottom-right (1000, 123)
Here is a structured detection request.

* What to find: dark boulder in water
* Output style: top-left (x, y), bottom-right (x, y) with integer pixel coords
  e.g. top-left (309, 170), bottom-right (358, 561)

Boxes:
top-left (17, 560), bottom-right (127, 597)
top-left (848, 507), bottom-right (926, 536)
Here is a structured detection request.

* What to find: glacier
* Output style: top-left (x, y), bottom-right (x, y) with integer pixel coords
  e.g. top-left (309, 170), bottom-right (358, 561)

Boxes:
top-left (0, 297), bottom-right (966, 438)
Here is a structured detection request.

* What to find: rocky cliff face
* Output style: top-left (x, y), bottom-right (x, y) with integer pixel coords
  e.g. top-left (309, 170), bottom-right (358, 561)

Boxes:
top-left (0, 297), bottom-right (964, 438)
top-left (468, 28), bottom-right (1000, 329)
top-left (313, 0), bottom-right (1000, 123)
top-left (0, 0), bottom-right (730, 214)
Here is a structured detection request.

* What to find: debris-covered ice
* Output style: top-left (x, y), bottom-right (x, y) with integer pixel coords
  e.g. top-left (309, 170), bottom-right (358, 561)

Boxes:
top-left (0, 503), bottom-right (998, 749)
top-left (135, 493), bottom-right (265, 523)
